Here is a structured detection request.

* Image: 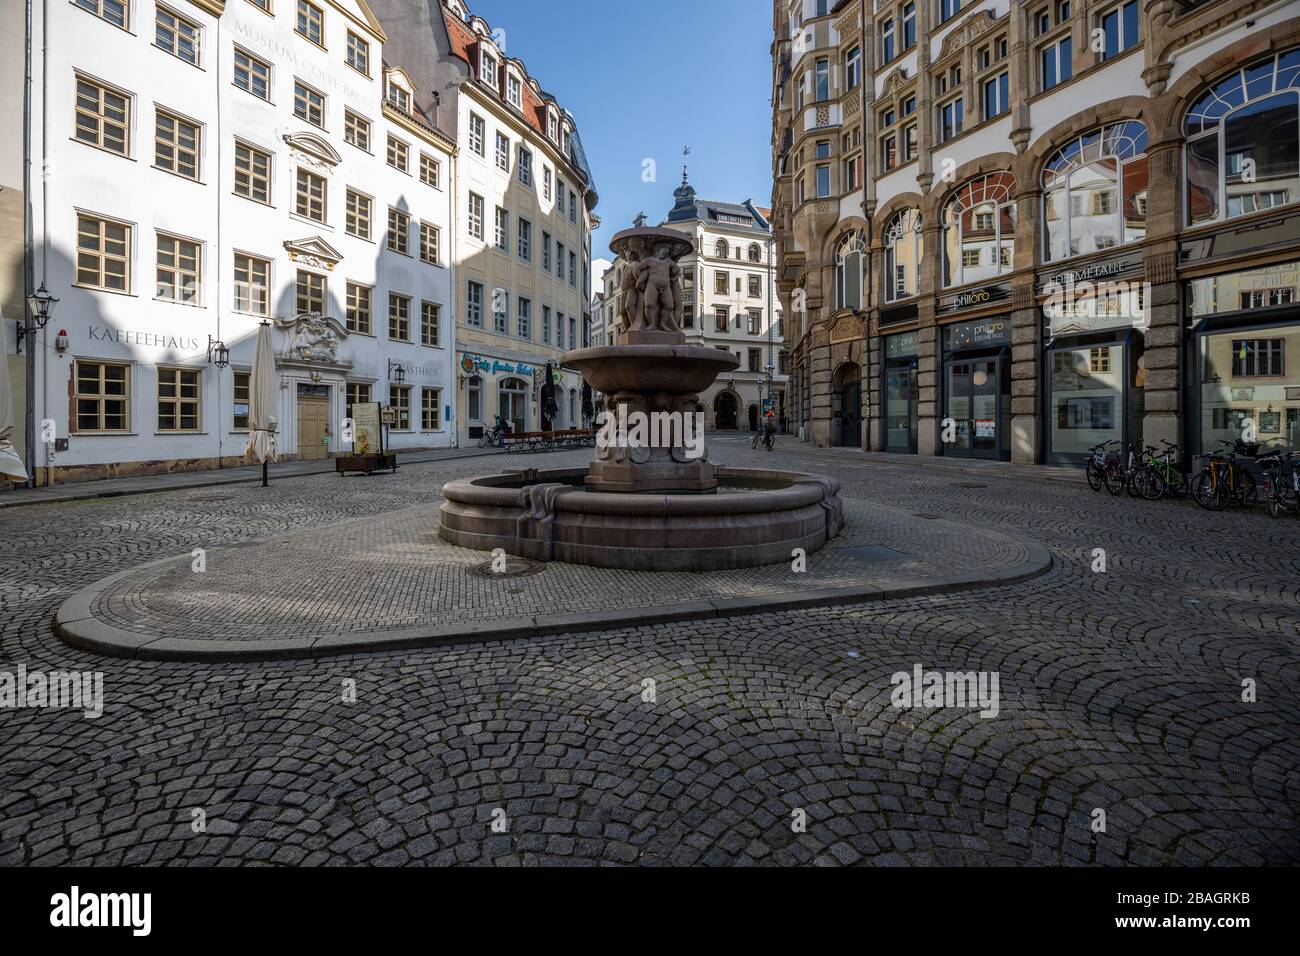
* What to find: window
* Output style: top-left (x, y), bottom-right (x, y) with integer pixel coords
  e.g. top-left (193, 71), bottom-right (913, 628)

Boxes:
top-left (883, 208), bottom-right (922, 301)
top-left (942, 172), bottom-right (1017, 287)
top-left (747, 311), bottom-right (762, 335)
top-left (495, 131), bottom-right (509, 172)
top-left (74, 76), bottom-right (130, 155)
top-left (507, 74), bottom-right (522, 108)
top-left (155, 234), bottom-right (200, 304)
top-left (748, 275), bottom-right (762, 298)
top-left (517, 297), bottom-right (531, 338)
top-left (569, 193), bottom-right (577, 223)
top-left (845, 46), bottom-right (861, 90)
top-left (748, 244), bottom-right (762, 263)
top-left (295, 168), bottom-right (326, 222)
top-left (468, 113), bottom-right (485, 156)
top-left (234, 253), bottom-right (270, 314)
top-left (903, 123), bottom-right (918, 161)
top-left (494, 207), bottom-right (508, 251)
top-left (346, 282), bottom-right (372, 333)
top-left (548, 112), bottom-right (559, 141)
top-left (234, 48), bottom-right (271, 100)
top-left (939, 98), bottom-right (963, 142)
top-left (421, 302), bottom-right (440, 347)
top-left (517, 218), bottom-right (531, 261)
top-left (1041, 36), bottom-right (1072, 92)
top-left (155, 6), bottom-right (201, 65)
top-left (1041, 120), bottom-right (1147, 262)
top-left (542, 306), bottom-right (552, 344)
top-left (1089, 348), bottom-right (1112, 374)
top-left (556, 242), bottom-right (565, 278)
top-left (157, 367), bottom-right (201, 431)
top-left (385, 135), bottom-right (409, 173)
top-left (346, 189), bottom-right (371, 239)
top-left (715, 270), bottom-right (729, 295)
top-left (386, 83), bottom-right (410, 113)
top-left (982, 72), bottom-right (1008, 121)
top-left (389, 386), bottom-right (411, 430)
top-left (569, 316), bottom-right (576, 349)
top-left (940, 0), bottom-right (960, 23)
top-left (882, 19), bottom-right (895, 65)
top-left (961, 249), bottom-right (981, 267)
top-left (296, 269), bottom-right (326, 314)
top-left (480, 49), bottom-right (498, 85)
top-left (557, 180), bottom-right (566, 211)
top-left (294, 81), bottom-right (325, 128)
top-left (346, 383), bottom-right (371, 422)
top-left (714, 239), bottom-right (729, 259)
top-left (296, 1), bottom-right (324, 47)
top-left (76, 214), bottom-right (130, 291)
top-left (543, 166), bottom-right (553, 200)
top-left (542, 232), bottom-right (552, 270)
top-left (814, 58), bottom-right (830, 101)
top-left (714, 307), bottom-right (729, 332)
top-left (834, 232), bottom-right (865, 310)
top-left (75, 361), bottom-right (129, 432)
top-left (74, 0), bottom-right (128, 30)
top-left (420, 221), bottom-right (440, 265)
top-left (748, 349), bottom-right (762, 373)
top-left (154, 110), bottom-right (199, 179)
top-left (881, 134), bottom-right (897, 172)
top-left (422, 388), bottom-right (442, 430)
top-left (234, 142), bottom-right (271, 203)
top-left (346, 31), bottom-right (370, 75)
top-left (388, 207), bottom-right (410, 255)
top-left (234, 372), bottom-right (251, 429)
top-left (903, 2), bottom-right (916, 48)
top-left (569, 252), bottom-right (577, 287)
top-left (1231, 339), bottom-right (1285, 377)
top-left (419, 153), bottom-right (441, 187)
top-left (1184, 51), bottom-right (1300, 226)
top-left (467, 376), bottom-right (482, 421)
top-left (816, 164), bottom-right (831, 197)
top-left (388, 293), bottom-right (410, 341)
top-left (344, 110), bottom-right (370, 151)
top-left (468, 192), bottom-right (484, 240)
top-left (1100, 1), bottom-right (1140, 61)
top-left (467, 281), bottom-right (483, 327)
top-left (517, 146), bottom-right (533, 186)
top-left (493, 289), bottom-right (508, 333)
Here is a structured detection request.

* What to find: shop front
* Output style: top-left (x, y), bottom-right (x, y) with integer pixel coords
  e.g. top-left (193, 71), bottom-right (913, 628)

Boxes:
top-left (882, 330), bottom-right (919, 454)
top-left (1038, 256), bottom-right (1147, 464)
top-left (458, 352), bottom-right (538, 444)
top-left (938, 290), bottom-right (1013, 461)
top-left (1186, 260), bottom-right (1300, 457)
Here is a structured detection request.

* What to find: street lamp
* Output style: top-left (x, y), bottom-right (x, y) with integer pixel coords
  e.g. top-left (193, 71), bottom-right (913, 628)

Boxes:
top-left (18, 283), bottom-right (58, 354)
top-left (207, 335), bottom-right (230, 369)
top-left (388, 361), bottom-right (406, 385)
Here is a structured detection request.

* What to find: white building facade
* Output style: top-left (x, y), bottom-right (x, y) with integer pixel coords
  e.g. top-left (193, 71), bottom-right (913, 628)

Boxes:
top-left (26, 0), bottom-right (456, 484)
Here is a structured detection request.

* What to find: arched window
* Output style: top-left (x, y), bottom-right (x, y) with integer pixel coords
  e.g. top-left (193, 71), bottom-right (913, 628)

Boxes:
top-left (834, 232), bottom-right (866, 310)
top-left (1184, 49), bottom-right (1300, 225)
top-left (883, 209), bottom-right (922, 301)
top-left (942, 173), bottom-right (1017, 288)
top-left (714, 239), bottom-right (729, 258)
top-left (748, 243), bottom-right (761, 262)
top-left (1042, 121), bottom-right (1147, 263)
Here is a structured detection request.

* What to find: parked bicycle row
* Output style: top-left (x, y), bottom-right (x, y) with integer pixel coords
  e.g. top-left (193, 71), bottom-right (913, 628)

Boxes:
top-left (1083, 438), bottom-right (1300, 518)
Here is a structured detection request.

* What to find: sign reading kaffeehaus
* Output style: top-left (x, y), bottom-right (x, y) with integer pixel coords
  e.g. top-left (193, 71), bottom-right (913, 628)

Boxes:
top-left (87, 326), bottom-right (200, 353)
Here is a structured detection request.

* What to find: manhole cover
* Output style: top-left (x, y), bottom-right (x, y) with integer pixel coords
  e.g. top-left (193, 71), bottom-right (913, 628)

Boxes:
top-left (466, 556), bottom-right (546, 579)
top-left (191, 495), bottom-right (234, 503)
top-left (950, 482), bottom-right (987, 489)
top-left (911, 513), bottom-right (944, 520)
top-left (841, 545), bottom-right (911, 563)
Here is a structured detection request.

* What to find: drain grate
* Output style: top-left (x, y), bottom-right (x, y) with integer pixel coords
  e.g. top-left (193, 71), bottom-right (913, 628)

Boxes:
top-left (841, 545), bottom-right (911, 563)
top-left (950, 482), bottom-right (988, 489)
top-left (191, 495), bottom-right (235, 503)
top-left (911, 512), bottom-right (945, 520)
top-left (466, 556), bottom-right (547, 579)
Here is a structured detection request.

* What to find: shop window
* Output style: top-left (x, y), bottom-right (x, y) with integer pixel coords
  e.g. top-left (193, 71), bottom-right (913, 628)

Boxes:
top-left (1183, 50), bottom-right (1300, 226)
top-left (942, 172), bottom-right (1017, 287)
top-left (233, 372), bottom-right (251, 429)
top-left (467, 376), bottom-right (482, 421)
top-left (883, 208), bottom-right (922, 301)
top-left (389, 385), bottom-right (411, 430)
top-left (1041, 121), bottom-right (1147, 263)
top-left (1231, 339), bottom-right (1285, 377)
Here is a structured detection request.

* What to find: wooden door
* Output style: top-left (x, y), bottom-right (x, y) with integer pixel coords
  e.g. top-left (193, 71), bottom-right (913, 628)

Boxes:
top-left (297, 394), bottom-right (329, 460)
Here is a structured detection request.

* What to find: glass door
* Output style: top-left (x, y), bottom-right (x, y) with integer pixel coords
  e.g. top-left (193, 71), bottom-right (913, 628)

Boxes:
top-left (970, 358), bottom-right (999, 459)
top-left (885, 362), bottom-right (918, 453)
top-left (945, 362), bottom-right (973, 454)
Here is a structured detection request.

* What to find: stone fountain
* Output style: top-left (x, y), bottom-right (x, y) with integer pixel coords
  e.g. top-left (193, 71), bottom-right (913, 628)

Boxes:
top-left (439, 225), bottom-right (844, 571)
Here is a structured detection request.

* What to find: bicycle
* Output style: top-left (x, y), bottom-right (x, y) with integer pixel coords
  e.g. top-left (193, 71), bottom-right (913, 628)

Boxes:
top-left (1258, 448), bottom-right (1299, 519)
top-left (1129, 440), bottom-right (1187, 501)
top-left (750, 428), bottom-right (775, 451)
top-left (1191, 440), bottom-right (1257, 511)
top-left (1083, 439), bottom-right (1118, 492)
top-left (477, 423), bottom-right (506, 448)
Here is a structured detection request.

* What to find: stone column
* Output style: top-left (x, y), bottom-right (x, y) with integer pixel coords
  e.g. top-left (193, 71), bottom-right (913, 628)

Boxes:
top-left (1141, 138), bottom-right (1184, 450)
top-left (1010, 281), bottom-right (1039, 463)
top-left (917, 220), bottom-right (943, 456)
top-left (809, 322), bottom-right (833, 447)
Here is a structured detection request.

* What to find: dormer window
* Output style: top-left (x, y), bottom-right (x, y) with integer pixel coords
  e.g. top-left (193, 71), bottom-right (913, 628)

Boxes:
top-left (480, 49), bottom-right (497, 86)
top-left (387, 83), bottom-right (410, 113)
top-left (547, 112), bottom-right (558, 142)
top-left (507, 74), bottom-right (521, 108)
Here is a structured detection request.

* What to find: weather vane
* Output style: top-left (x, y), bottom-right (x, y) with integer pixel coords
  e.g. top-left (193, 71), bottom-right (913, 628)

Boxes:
top-left (682, 145), bottom-right (690, 181)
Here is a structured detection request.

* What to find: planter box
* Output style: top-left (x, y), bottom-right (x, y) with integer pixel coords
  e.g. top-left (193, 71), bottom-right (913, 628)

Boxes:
top-left (335, 453), bottom-right (398, 476)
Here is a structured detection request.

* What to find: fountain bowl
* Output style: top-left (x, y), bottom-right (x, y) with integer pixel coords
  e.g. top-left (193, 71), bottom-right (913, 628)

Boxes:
top-left (561, 344), bottom-right (738, 395)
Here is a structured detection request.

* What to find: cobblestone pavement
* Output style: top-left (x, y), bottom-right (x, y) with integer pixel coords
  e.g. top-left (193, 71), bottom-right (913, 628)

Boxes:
top-left (1, 439), bottom-right (1297, 865)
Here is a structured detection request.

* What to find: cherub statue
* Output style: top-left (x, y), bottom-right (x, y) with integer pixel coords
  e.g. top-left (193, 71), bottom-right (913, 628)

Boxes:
top-left (635, 242), bottom-right (682, 333)
top-left (617, 248), bottom-right (641, 333)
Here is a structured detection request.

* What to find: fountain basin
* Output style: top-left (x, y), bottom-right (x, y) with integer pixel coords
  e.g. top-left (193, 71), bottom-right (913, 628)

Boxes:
top-left (561, 344), bottom-right (738, 395)
top-left (439, 467), bottom-right (845, 571)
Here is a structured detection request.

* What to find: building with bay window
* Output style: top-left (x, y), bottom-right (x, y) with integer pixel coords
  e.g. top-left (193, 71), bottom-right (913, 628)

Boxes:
top-left (772, 0), bottom-right (1300, 464)
top-left (21, 0), bottom-right (456, 485)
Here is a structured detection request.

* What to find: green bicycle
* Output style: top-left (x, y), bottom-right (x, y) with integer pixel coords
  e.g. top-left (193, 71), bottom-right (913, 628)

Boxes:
top-left (1129, 440), bottom-right (1187, 501)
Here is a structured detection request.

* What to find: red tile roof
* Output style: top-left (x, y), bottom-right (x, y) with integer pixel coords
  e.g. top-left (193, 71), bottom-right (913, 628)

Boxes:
top-left (442, 5), bottom-right (547, 141)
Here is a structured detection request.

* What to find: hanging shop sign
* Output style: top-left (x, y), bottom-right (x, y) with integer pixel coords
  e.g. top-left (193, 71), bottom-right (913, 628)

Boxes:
top-left (884, 331), bottom-right (919, 360)
top-left (459, 353), bottom-right (536, 378)
top-left (936, 283), bottom-right (1011, 315)
top-left (943, 317), bottom-right (1012, 350)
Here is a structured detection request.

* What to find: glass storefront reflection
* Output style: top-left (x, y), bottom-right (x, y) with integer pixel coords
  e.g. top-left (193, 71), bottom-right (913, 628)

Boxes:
top-left (1049, 345), bottom-right (1124, 455)
top-left (1198, 327), bottom-right (1300, 450)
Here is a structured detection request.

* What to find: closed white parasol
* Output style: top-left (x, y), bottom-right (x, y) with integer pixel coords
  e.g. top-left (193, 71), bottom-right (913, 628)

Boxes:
top-left (0, 337), bottom-right (27, 482)
top-left (245, 320), bottom-right (278, 485)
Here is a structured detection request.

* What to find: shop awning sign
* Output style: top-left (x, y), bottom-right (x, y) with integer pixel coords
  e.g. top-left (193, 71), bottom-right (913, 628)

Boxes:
top-left (460, 353), bottom-right (535, 378)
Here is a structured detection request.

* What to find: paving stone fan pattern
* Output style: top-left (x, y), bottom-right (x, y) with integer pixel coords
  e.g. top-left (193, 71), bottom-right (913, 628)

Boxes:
top-left (87, 497), bottom-right (1033, 642)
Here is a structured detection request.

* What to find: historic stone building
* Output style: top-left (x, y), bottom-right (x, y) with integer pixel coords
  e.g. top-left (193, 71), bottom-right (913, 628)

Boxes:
top-left (773, 0), bottom-right (1300, 463)
top-left (602, 173), bottom-right (787, 432)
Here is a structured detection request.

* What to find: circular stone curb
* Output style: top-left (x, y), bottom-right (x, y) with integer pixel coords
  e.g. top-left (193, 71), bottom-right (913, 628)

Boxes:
top-left (52, 512), bottom-right (1054, 662)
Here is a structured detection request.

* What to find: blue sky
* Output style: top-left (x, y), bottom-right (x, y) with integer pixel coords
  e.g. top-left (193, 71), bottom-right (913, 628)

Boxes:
top-left (469, 0), bottom-right (776, 267)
